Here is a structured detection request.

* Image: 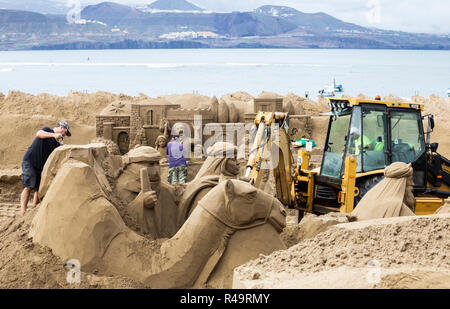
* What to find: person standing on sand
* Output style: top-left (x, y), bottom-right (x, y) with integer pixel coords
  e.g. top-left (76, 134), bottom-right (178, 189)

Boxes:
top-left (20, 121), bottom-right (71, 215)
top-left (167, 132), bottom-right (187, 184)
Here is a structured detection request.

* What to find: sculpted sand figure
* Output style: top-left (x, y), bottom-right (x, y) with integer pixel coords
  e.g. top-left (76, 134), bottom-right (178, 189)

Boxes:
top-left (154, 135), bottom-right (168, 163)
top-left (351, 162), bottom-right (415, 220)
top-left (177, 142), bottom-right (241, 228)
top-left (29, 143), bottom-right (286, 288)
top-left (116, 146), bottom-right (178, 238)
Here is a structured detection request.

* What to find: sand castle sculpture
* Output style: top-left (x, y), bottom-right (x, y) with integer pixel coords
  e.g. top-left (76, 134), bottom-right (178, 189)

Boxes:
top-left (95, 93), bottom-right (313, 156)
top-left (29, 143), bottom-right (286, 288)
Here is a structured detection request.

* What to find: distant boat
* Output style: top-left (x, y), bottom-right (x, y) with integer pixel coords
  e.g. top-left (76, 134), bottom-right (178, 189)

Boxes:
top-left (447, 88), bottom-right (450, 97)
top-left (318, 78), bottom-right (343, 98)
top-left (318, 85), bottom-right (336, 98)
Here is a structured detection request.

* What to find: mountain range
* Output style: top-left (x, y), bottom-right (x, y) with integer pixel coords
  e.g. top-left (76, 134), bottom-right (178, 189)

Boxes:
top-left (0, 0), bottom-right (449, 50)
top-left (146, 0), bottom-right (204, 11)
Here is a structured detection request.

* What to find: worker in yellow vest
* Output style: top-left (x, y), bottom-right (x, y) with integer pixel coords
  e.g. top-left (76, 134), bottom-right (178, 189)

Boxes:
top-left (349, 127), bottom-right (373, 155)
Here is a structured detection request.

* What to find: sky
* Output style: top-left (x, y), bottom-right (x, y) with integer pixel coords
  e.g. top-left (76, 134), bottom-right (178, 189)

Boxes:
top-left (75, 0), bottom-right (450, 34)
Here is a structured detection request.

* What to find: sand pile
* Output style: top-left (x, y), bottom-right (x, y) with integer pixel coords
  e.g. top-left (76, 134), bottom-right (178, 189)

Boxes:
top-left (234, 214), bottom-right (450, 288)
top-left (356, 93), bottom-right (372, 100)
top-left (0, 210), bottom-right (145, 288)
top-left (0, 91), bottom-right (134, 168)
top-left (0, 91), bottom-right (133, 125)
top-left (412, 94), bottom-right (450, 119)
top-left (158, 93), bottom-right (212, 110)
top-left (382, 93), bottom-right (406, 102)
top-left (284, 93), bottom-right (329, 116)
top-left (397, 94), bottom-right (449, 155)
top-left (281, 213), bottom-right (350, 248)
top-left (0, 169), bottom-right (22, 201)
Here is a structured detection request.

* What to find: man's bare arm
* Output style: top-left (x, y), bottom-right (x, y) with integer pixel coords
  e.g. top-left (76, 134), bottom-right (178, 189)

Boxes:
top-left (36, 130), bottom-right (62, 139)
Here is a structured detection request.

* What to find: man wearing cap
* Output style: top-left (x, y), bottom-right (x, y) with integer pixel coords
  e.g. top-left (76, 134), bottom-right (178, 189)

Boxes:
top-left (20, 121), bottom-right (71, 214)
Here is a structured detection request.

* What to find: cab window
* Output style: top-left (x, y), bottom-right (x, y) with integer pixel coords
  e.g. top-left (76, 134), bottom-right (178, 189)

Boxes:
top-left (361, 105), bottom-right (388, 172)
top-left (321, 109), bottom-right (351, 177)
top-left (390, 110), bottom-right (425, 163)
top-left (346, 106), bottom-right (363, 173)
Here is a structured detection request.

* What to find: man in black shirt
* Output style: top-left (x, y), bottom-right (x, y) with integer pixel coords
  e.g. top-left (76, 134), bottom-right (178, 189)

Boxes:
top-left (20, 121), bottom-right (71, 215)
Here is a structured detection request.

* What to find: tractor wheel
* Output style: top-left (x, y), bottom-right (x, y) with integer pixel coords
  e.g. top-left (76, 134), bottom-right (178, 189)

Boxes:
top-left (354, 175), bottom-right (384, 207)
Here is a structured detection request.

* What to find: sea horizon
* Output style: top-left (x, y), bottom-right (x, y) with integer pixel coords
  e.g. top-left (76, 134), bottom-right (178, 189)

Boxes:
top-left (1, 48), bottom-right (449, 99)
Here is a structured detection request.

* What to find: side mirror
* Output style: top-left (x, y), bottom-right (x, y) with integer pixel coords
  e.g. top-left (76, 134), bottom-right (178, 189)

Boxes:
top-left (424, 114), bottom-right (435, 146)
top-left (429, 115), bottom-right (435, 131)
top-left (430, 142), bottom-right (439, 153)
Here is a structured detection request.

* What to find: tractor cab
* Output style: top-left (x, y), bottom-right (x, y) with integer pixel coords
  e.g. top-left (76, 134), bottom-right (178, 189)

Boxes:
top-left (321, 98), bottom-right (426, 178)
top-left (315, 98), bottom-right (432, 211)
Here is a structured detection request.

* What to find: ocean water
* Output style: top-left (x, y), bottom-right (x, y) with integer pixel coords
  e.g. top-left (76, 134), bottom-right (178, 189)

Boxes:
top-left (0, 49), bottom-right (449, 99)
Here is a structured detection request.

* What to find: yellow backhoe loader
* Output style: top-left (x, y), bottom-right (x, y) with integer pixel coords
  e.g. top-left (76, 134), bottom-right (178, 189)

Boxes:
top-left (245, 98), bottom-right (450, 218)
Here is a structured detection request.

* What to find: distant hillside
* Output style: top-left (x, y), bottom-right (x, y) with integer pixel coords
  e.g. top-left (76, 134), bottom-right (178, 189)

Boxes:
top-left (0, 0), bottom-right (68, 15)
top-left (0, 9), bottom-right (47, 23)
top-left (147, 0), bottom-right (204, 11)
top-left (255, 5), bottom-right (367, 33)
top-left (213, 11), bottom-right (297, 37)
top-left (0, 8), bottom-right (107, 37)
top-left (81, 2), bottom-right (146, 23)
top-left (80, 3), bottom-right (297, 37)
top-left (1, 1), bottom-right (449, 50)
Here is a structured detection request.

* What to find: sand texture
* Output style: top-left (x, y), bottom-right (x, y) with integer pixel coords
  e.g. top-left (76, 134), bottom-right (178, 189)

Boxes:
top-left (234, 214), bottom-right (450, 288)
top-left (0, 90), bottom-right (449, 289)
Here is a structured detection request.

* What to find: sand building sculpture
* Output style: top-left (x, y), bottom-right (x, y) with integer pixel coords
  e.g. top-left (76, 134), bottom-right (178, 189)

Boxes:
top-left (95, 94), bottom-right (313, 156)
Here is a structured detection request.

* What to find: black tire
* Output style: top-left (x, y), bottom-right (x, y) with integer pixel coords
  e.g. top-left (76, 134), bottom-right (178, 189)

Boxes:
top-left (354, 175), bottom-right (384, 207)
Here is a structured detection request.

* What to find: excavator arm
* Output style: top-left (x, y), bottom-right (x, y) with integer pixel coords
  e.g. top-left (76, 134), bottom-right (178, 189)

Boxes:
top-left (245, 112), bottom-right (294, 206)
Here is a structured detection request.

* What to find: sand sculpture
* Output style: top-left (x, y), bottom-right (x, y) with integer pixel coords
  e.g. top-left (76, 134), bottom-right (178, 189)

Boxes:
top-left (218, 99), bottom-right (230, 123)
top-left (229, 102), bottom-right (239, 123)
top-left (91, 91), bottom-right (319, 166)
top-left (154, 117), bottom-right (170, 163)
top-left (28, 142), bottom-right (286, 288)
top-left (155, 135), bottom-right (168, 163)
top-left (2, 91), bottom-right (450, 289)
top-left (177, 142), bottom-right (242, 228)
top-left (219, 92), bottom-right (254, 122)
top-left (351, 162), bottom-right (415, 220)
top-left (116, 146), bottom-right (178, 238)
top-left (209, 96), bottom-right (219, 123)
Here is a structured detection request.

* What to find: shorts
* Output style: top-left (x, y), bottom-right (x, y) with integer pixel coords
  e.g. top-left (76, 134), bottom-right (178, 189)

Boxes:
top-left (22, 160), bottom-right (41, 191)
top-left (168, 165), bottom-right (187, 184)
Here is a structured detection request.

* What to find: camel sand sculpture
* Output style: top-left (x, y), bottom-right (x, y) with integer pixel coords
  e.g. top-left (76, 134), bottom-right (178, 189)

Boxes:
top-left (29, 143), bottom-right (286, 288)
